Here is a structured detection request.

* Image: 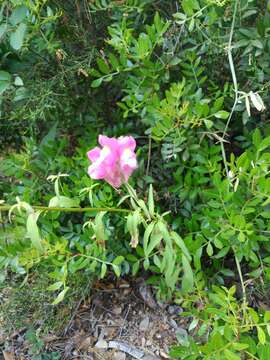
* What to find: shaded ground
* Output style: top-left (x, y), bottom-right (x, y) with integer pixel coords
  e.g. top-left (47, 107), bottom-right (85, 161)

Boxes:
top-left (1, 277), bottom-right (189, 360)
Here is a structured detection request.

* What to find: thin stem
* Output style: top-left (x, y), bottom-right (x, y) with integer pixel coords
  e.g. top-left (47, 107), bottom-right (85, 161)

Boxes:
top-left (0, 205), bottom-right (131, 214)
top-left (221, 0), bottom-right (239, 180)
top-left (235, 253), bottom-right (247, 315)
top-left (220, 141), bottom-right (230, 180)
top-left (222, 0), bottom-right (239, 140)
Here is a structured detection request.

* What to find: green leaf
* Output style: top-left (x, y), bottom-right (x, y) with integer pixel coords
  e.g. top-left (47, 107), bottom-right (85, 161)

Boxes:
top-left (253, 128), bottom-right (262, 148)
top-left (132, 261), bottom-right (140, 275)
top-left (91, 78), bottom-right (103, 88)
top-left (204, 119), bottom-right (213, 129)
top-left (214, 110), bottom-right (230, 119)
top-left (113, 256), bottom-right (124, 266)
top-left (97, 58), bottom-right (110, 74)
top-left (258, 326), bottom-right (266, 345)
top-left (182, 0), bottom-right (200, 16)
top-left (182, 254), bottom-right (194, 293)
top-left (0, 24), bottom-right (7, 39)
top-left (214, 246), bottom-right (230, 259)
top-left (52, 287), bottom-right (69, 305)
top-left (14, 76), bottom-right (24, 86)
top-left (26, 212), bottom-right (43, 252)
top-left (108, 53), bottom-right (119, 70)
top-left (47, 281), bottom-right (63, 291)
top-left (264, 310), bottom-right (270, 323)
top-left (148, 184), bottom-right (154, 217)
top-left (143, 258), bottom-right (150, 270)
top-left (10, 22), bottom-right (27, 50)
top-left (267, 324), bottom-right (270, 337)
top-left (100, 263), bottom-right (107, 279)
top-left (137, 199), bottom-right (150, 219)
top-left (143, 222), bottom-right (155, 254)
top-left (224, 349), bottom-right (241, 360)
top-left (0, 71), bottom-right (11, 82)
top-left (49, 196), bottom-right (79, 208)
top-left (188, 18), bottom-right (195, 32)
top-left (258, 135), bottom-right (270, 152)
top-left (145, 222), bottom-right (163, 257)
top-left (206, 242), bottom-right (213, 256)
top-left (94, 211), bottom-right (107, 243)
top-left (171, 232), bottom-right (191, 261)
top-left (10, 6), bottom-right (28, 26)
top-left (0, 81), bottom-right (10, 95)
top-left (112, 264), bottom-right (121, 277)
top-left (258, 344), bottom-right (270, 360)
top-left (232, 343), bottom-right (249, 351)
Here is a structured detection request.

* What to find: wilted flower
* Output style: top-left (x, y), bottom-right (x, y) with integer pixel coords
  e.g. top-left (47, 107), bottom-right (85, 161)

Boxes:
top-left (87, 135), bottom-right (137, 188)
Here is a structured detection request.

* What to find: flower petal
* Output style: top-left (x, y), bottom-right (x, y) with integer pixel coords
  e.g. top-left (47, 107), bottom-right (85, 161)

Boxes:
top-left (87, 147), bottom-right (101, 162)
top-left (98, 135), bottom-right (118, 149)
top-left (88, 164), bottom-right (106, 179)
top-left (118, 136), bottom-right (136, 151)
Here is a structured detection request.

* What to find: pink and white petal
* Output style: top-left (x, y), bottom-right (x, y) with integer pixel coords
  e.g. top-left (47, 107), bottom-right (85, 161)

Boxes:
top-left (120, 149), bottom-right (137, 169)
top-left (104, 173), bottom-right (123, 188)
top-left (87, 147), bottom-right (101, 162)
top-left (88, 164), bottom-right (106, 179)
top-left (118, 136), bottom-right (136, 151)
top-left (98, 135), bottom-right (118, 150)
top-left (121, 165), bottom-right (136, 182)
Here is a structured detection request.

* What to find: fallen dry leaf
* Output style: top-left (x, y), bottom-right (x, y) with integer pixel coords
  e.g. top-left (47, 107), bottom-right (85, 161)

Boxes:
top-left (3, 351), bottom-right (15, 360)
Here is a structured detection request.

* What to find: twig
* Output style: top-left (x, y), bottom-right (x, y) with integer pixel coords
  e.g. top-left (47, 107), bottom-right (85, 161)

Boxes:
top-left (118, 304), bottom-right (131, 337)
top-left (234, 253), bottom-right (247, 319)
top-left (221, 0), bottom-right (239, 179)
top-left (222, 0), bottom-right (239, 140)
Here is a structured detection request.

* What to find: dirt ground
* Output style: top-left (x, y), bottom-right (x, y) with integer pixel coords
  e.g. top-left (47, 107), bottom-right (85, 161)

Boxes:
top-left (1, 278), bottom-right (190, 360)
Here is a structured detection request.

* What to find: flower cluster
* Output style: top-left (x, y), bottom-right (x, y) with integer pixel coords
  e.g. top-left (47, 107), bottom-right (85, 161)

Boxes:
top-left (87, 135), bottom-right (137, 188)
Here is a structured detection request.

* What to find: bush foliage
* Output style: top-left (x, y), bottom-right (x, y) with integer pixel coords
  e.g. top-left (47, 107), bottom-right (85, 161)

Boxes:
top-left (1, 0), bottom-right (270, 358)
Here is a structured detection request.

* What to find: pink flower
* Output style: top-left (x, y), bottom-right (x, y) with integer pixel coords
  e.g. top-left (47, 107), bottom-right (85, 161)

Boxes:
top-left (87, 135), bottom-right (137, 188)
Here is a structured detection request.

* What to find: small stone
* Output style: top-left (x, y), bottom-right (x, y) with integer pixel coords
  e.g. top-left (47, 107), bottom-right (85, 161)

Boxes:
top-left (113, 306), bottom-right (122, 315)
top-left (169, 319), bottom-right (178, 329)
top-left (139, 316), bottom-right (150, 331)
top-left (168, 305), bottom-right (183, 315)
top-left (123, 288), bottom-right (131, 295)
top-left (113, 351), bottom-right (126, 360)
top-left (95, 339), bottom-right (108, 349)
top-left (160, 349), bottom-right (170, 358)
top-left (141, 337), bottom-right (146, 347)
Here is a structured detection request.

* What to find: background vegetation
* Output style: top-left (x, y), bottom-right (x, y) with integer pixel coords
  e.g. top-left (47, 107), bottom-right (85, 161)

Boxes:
top-left (1, 0), bottom-right (270, 358)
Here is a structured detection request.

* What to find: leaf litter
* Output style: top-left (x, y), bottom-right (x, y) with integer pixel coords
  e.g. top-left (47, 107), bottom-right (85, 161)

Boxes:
top-left (1, 277), bottom-right (190, 359)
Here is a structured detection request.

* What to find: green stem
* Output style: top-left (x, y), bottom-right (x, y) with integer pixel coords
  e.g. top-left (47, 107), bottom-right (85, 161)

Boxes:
top-left (221, 0), bottom-right (239, 180)
top-left (234, 253), bottom-right (247, 316)
top-left (0, 205), bottom-right (131, 214)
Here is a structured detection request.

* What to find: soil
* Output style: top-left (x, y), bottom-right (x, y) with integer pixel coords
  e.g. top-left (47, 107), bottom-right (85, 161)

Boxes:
top-left (1, 278), bottom-right (190, 360)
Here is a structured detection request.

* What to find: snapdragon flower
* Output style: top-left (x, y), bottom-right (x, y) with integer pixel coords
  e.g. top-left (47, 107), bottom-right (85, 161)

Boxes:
top-left (87, 135), bottom-right (137, 188)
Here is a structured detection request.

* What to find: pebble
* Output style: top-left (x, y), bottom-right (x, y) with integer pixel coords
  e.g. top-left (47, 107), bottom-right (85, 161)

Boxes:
top-left (141, 337), bottom-right (146, 347)
top-left (139, 316), bottom-right (150, 331)
top-left (160, 349), bottom-right (170, 358)
top-left (113, 306), bottom-right (122, 315)
top-left (113, 351), bottom-right (126, 360)
top-left (95, 339), bottom-right (108, 349)
top-left (168, 305), bottom-right (183, 315)
top-left (169, 319), bottom-right (178, 329)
